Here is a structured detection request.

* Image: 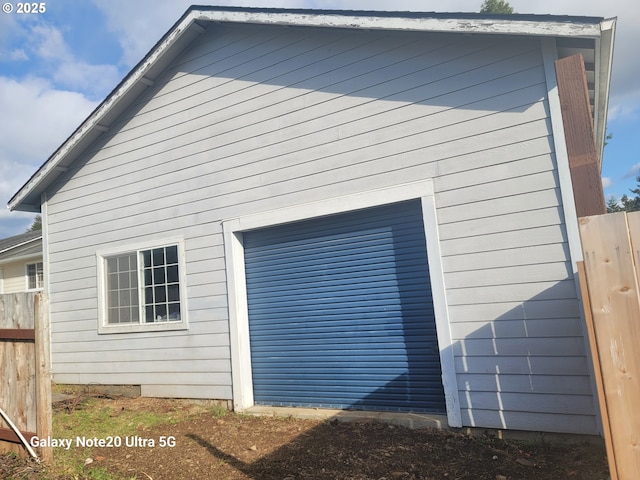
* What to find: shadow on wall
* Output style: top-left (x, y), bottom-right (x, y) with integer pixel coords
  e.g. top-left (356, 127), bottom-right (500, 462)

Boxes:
top-left (347, 274), bottom-right (596, 435)
top-left (245, 201), bottom-right (596, 435)
top-left (251, 274), bottom-right (596, 435)
top-left (448, 277), bottom-right (597, 435)
top-left (45, 25), bottom-right (545, 200)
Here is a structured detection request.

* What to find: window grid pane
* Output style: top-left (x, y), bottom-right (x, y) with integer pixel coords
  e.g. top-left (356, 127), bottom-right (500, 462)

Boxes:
top-left (105, 253), bottom-right (138, 324)
top-left (141, 245), bottom-right (180, 323)
top-left (27, 262), bottom-right (44, 289)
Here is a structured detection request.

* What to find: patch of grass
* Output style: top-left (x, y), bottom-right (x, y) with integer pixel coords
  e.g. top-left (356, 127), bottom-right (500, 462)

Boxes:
top-left (50, 396), bottom-right (208, 479)
top-left (210, 403), bottom-right (229, 418)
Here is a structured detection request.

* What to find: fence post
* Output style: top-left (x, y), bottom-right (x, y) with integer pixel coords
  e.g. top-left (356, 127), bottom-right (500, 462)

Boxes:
top-left (34, 293), bottom-right (52, 462)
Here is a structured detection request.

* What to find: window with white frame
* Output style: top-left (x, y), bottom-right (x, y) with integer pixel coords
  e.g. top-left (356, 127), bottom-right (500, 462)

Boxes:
top-left (27, 262), bottom-right (44, 290)
top-left (99, 242), bottom-right (186, 332)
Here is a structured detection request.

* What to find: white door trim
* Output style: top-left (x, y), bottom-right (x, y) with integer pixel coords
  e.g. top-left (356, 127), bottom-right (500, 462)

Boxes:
top-left (222, 180), bottom-right (461, 426)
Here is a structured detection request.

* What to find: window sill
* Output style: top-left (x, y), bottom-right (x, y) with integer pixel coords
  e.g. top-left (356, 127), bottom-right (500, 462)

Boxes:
top-left (98, 321), bottom-right (188, 335)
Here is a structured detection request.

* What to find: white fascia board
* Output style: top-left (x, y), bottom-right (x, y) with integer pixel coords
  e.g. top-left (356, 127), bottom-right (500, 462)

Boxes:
top-left (194, 10), bottom-right (602, 38)
top-left (594, 18), bottom-right (616, 165)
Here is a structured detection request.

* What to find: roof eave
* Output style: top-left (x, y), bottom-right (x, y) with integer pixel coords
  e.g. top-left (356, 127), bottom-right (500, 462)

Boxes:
top-left (7, 8), bottom-right (609, 211)
top-left (0, 235), bottom-right (42, 256)
top-left (594, 18), bottom-right (616, 167)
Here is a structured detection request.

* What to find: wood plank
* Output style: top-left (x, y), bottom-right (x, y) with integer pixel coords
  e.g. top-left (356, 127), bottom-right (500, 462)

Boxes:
top-left (628, 211), bottom-right (640, 266)
top-left (580, 212), bottom-right (640, 479)
top-left (554, 54), bottom-right (605, 217)
top-left (0, 427), bottom-right (37, 444)
top-left (0, 328), bottom-right (35, 341)
top-left (0, 292), bottom-right (40, 458)
top-left (34, 293), bottom-right (52, 462)
top-left (578, 261), bottom-right (618, 480)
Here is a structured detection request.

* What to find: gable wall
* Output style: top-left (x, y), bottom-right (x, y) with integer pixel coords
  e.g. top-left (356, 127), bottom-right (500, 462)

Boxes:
top-left (44, 24), bottom-right (595, 433)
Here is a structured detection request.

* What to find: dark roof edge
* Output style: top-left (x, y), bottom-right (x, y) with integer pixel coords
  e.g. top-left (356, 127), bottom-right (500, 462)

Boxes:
top-left (0, 230), bottom-right (42, 255)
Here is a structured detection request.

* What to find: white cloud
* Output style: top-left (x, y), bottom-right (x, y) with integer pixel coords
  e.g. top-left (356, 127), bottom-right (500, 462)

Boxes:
top-left (601, 177), bottom-right (613, 189)
top-left (623, 163), bottom-right (640, 179)
top-left (53, 61), bottom-right (121, 98)
top-left (31, 23), bottom-right (72, 61)
top-left (9, 49), bottom-right (28, 61)
top-left (15, 21), bottom-right (123, 98)
top-left (0, 76), bottom-right (97, 219)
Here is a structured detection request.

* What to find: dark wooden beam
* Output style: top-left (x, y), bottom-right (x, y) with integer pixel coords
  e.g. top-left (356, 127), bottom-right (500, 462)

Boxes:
top-left (555, 53), bottom-right (606, 218)
top-left (0, 427), bottom-right (37, 444)
top-left (0, 328), bottom-right (35, 341)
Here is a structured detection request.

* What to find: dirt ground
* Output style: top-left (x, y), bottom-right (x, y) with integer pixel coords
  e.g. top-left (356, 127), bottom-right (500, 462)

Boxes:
top-left (2, 397), bottom-right (610, 480)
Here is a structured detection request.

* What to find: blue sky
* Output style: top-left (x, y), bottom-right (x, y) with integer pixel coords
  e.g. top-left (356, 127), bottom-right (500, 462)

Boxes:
top-left (1, 0), bottom-right (638, 237)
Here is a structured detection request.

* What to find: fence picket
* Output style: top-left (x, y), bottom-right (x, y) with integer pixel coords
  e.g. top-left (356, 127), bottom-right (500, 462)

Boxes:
top-left (579, 211), bottom-right (640, 480)
top-left (0, 292), bottom-right (51, 460)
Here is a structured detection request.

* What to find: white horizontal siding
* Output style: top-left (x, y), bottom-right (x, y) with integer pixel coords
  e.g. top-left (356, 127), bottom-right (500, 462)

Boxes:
top-left (43, 24), bottom-right (593, 432)
top-left (458, 373), bottom-right (593, 395)
top-left (460, 410), bottom-right (598, 435)
top-left (451, 317), bottom-right (583, 339)
top-left (0, 261), bottom-right (27, 293)
top-left (450, 299), bottom-right (581, 323)
top-left (455, 355), bottom-right (590, 376)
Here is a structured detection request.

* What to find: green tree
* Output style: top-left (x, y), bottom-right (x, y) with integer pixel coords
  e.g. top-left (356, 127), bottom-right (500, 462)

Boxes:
top-left (606, 196), bottom-right (623, 213)
top-left (480, 0), bottom-right (514, 14)
top-left (606, 175), bottom-right (640, 213)
top-left (27, 214), bottom-right (42, 232)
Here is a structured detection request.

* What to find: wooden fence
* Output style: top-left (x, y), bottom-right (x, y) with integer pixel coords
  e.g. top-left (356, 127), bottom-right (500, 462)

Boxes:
top-left (578, 211), bottom-right (640, 480)
top-left (0, 292), bottom-right (52, 461)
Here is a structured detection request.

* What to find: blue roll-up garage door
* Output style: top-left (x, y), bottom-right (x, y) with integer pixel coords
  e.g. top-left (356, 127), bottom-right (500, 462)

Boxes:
top-left (243, 200), bottom-right (446, 413)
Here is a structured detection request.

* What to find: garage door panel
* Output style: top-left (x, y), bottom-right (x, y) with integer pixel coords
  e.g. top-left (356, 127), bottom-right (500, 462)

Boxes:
top-left (244, 200), bottom-right (446, 413)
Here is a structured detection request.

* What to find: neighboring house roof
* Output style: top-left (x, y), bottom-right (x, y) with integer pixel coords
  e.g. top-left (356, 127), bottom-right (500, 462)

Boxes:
top-left (0, 230), bottom-right (42, 264)
top-left (7, 6), bottom-right (616, 213)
